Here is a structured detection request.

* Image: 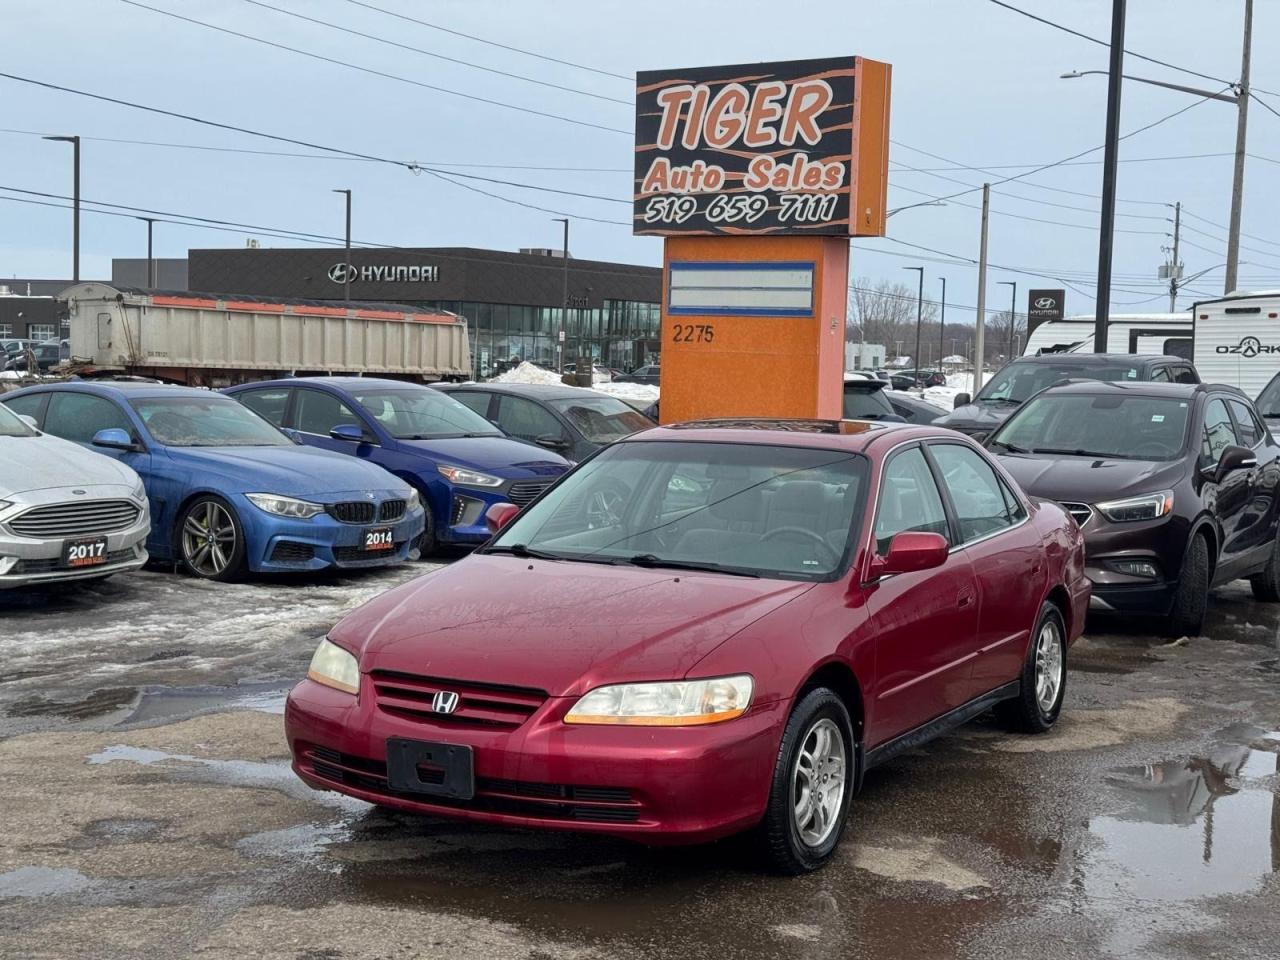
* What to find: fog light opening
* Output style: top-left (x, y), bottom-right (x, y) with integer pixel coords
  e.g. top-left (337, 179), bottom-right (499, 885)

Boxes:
top-left (1111, 559), bottom-right (1160, 580)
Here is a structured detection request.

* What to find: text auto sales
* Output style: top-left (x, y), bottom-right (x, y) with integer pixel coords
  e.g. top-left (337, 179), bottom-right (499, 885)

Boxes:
top-left (640, 79), bottom-right (845, 226)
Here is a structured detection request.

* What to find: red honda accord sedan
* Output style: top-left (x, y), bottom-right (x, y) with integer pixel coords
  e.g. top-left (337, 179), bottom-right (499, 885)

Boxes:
top-left (286, 419), bottom-right (1089, 872)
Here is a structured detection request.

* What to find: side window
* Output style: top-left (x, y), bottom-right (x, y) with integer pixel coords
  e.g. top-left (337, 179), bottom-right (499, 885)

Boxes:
top-left (998, 476), bottom-right (1027, 523)
top-left (236, 388), bottom-right (290, 427)
top-left (295, 389), bottom-right (363, 436)
top-left (448, 391), bottom-right (493, 419)
top-left (1202, 398), bottom-right (1238, 463)
top-left (873, 446), bottom-right (950, 554)
top-left (929, 443), bottom-right (1015, 543)
top-left (1227, 399), bottom-right (1262, 448)
top-left (43, 393), bottom-right (133, 444)
top-left (3, 392), bottom-right (48, 426)
top-left (1148, 366), bottom-right (1171, 383)
top-left (1173, 365), bottom-right (1199, 385)
top-left (495, 395), bottom-right (564, 444)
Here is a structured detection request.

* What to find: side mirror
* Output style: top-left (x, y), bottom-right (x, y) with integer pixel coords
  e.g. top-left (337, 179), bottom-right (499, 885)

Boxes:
top-left (868, 531), bottom-right (949, 579)
top-left (535, 434), bottom-right (568, 451)
top-left (282, 427), bottom-right (303, 444)
top-left (953, 392), bottom-right (971, 409)
top-left (484, 502), bottom-right (520, 533)
top-left (92, 427), bottom-right (136, 451)
top-left (329, 423), bottom-right (368, 443)
top-left (1215, 444), bottom-right (1258, 483)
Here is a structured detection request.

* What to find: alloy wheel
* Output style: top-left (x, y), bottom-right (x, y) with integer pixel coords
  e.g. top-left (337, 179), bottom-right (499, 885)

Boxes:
top-left (182, 501), bottom-right (237, 577)
top-left (1034, 619), bottom-right (1064, 713)
top-left (791, 717), bottom-right (846, 847)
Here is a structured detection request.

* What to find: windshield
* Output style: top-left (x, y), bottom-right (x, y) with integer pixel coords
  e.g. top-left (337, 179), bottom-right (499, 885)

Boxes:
top-left (0, 401), bottom-right (36, 437)
top-left (843, 385), bottom-right (895, 420)
top-left (549, 396), bottom-right (652, 444)
top-left (1257, 375), bottom-right (1280, 419)
top-left (132, 397), bottom-right (292, 447)
top-left (488, 440), bottom-right (867, 581)
top-left (353, 387), bottom-right (500, 439)
top-left (990, 393), bottom-right (1190, 461)
top-left (976, 360), bottom-right (1141, 404)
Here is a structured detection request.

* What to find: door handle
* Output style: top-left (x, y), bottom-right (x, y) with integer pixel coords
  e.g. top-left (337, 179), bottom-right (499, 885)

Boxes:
top-left (957, 592), bottom-right (975, 609)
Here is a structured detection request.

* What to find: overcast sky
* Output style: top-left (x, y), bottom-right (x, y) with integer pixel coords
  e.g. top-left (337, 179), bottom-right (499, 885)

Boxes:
top-left (3, 0), bottom-right (1277, 327)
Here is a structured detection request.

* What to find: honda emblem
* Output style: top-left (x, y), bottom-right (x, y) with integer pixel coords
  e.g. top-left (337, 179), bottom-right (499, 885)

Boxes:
top-left (432, 690), bottom-right (460, 714)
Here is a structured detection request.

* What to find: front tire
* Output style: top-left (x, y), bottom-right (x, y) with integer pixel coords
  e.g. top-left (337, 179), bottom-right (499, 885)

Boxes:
top-left (1167, 533), bottom-right (1210, 636)
top-left (177, 495), bottom-right (246, 582)
top-left (759, 688), bottom-right (856, 875)
top-left (414, 503), bottom-right (437, 559)
top-left (1249, 531), bottom-right (1280, 601)
top-left (998, 602), bottom-right (1066, 734)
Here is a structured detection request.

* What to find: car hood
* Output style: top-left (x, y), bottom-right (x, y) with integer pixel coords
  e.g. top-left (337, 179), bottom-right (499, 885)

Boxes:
top-left (334, 554), bottom-right (814, 697)
top-left (164, 444), bottom-right (408, 496)
top-left (392, 435), bottom-right (569, 477)
top-left (932, 401), bottom-right (1016, 432)
top-left (995, 453), bottom-right (1187, 503)
top-left (0, 433), bottom-right (139, 495)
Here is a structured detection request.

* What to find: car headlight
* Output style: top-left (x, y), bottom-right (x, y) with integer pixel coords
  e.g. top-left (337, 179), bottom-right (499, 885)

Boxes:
top-left (437, 465), bottom-right (504, 488)
top-left (406, 488), bottom-right (421, 511)
top-left (245, 493), bottom-right (325, 519)
top-left (1095, 490), bottom-right (1174, 523)
top-left (564, 675), bottom-right (753, 726)
top-left (307, 638), bottom-right (359, 695)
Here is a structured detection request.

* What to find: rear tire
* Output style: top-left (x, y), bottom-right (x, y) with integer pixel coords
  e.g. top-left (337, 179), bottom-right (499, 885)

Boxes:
top-left (1249, 532), bottom-right (1280, 602)
top-left (759, 688), bottom-right (856, 875)
top-left (997, 601), bottom-right (1066, 734)
top-left (1167, 533), bottom-right (1210, 636)
top-left (415, 502), bottom-right (437, 559)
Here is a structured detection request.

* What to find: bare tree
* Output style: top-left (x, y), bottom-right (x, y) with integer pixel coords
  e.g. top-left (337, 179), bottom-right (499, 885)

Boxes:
top-left (848, 277), bottom-right (938, 362)
top-left (986, 310), bottom-right (1028, 363)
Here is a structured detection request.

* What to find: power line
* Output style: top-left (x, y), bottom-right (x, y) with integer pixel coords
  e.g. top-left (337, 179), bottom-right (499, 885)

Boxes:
top-left (890, 182), bottom-right (1166, 234)
top-left (420, 169), bottom-right (630, 226)
top-left (114, 0), bottom-right (629, 136)
top-left (338, 0), bottom-right (631, 82)
top-left (890, 152), bottom-right (1234, 172)
top-left (1180, 206), bottom-right (1280, 251)
top-left (234, 0), bottom-right (631, 106)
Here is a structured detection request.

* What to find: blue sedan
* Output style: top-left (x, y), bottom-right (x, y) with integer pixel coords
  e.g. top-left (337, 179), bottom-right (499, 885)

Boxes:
top-left (1, 382), bottom-right (426, 580)
top-left (223, 377), bottom-right (569, 551)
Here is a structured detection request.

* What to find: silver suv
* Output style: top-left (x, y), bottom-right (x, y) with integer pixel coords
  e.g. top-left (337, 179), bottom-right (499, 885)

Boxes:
top-left (0, 403), bottom-right (150, 588)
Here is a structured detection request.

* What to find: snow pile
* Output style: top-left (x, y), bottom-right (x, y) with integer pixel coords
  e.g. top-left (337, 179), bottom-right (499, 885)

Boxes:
top-left (922, 372), bottom-right (975, 409)
top-left (490, 361), bottom-right (659, 405)
top-left (492, 361), bottom-right (564, 386)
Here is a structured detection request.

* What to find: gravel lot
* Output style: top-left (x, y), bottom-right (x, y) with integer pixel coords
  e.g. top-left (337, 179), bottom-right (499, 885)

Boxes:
top-left (1, 562), bottom-right (1277, 960)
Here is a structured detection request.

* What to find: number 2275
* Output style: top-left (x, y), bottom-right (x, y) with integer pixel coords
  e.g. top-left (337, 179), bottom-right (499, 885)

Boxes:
top-left (672, 324), bottom-right (715, 343)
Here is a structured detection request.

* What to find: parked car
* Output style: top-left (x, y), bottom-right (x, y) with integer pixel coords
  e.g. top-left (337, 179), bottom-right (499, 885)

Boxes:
top-left (1254, 370), bottom-right (1280, 443)
top-left (0, 401), bottom-right (149, 589)
top-left (2, 382), bottom-right (425, 580)
top-left (886, 390), bottom-right (949, 424)
top-left (843, 376), bottom-right (904, 421)
top-left (286, 418), bottom-right (1089, 873)
top-left (888, 369), bottom-right (945, 391)
top-left (1, 338), bottom-right (37, 359)
top-left (3, 341), bottom-right (61, 373)
top-left (613, 364), bottom-right (660, 385)
top-left (224, 377), bottom-right (569, 553)
top-left (435, 382), bottom-right (655, 463)
top-left (986, 380), bottom-right (1280, 635)
top-left (935, 353), bottom-right (1200, 442)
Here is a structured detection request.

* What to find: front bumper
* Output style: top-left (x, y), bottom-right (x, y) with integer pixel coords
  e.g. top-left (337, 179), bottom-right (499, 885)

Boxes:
top-left (285, 677), bottom-right (785, 844)
top-left (1089, 580), bottom-right (1178, 615)
top-left (0, 499), bottom-right (150, 590)
top-left (241, 503), bottom-right (426, 573)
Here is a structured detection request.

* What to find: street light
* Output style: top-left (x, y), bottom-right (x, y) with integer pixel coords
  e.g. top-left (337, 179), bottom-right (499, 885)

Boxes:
top-left (332, 189), bottom-right (351, 304)
top-left (136, 217), bottom-right (156, 288)
top-left (43, 135), bottom-right (80, 282)
top-left (903, 266), bottom-right (924, 388)
top-left (937, 277), bottom-right (947, 378)
top-left (997, 280), bottom-right (1017, 359)
top-left (552, 218), bottom-right (569, 374)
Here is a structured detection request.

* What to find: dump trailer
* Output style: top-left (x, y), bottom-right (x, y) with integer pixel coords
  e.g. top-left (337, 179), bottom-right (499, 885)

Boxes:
top-left (61, 282), bottom-right (470, 386)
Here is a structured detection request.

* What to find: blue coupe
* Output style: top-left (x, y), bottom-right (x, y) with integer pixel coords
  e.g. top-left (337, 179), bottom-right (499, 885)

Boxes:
top-left (223, 377), bottom-right (569, 551)
top-left (1, 382), bottom-right (425, 580)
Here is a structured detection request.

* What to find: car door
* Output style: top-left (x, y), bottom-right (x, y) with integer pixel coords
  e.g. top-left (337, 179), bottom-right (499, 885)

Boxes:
top-left (292, 387), bottom-right (380, 460)
top-left (1225, 397), bottom-right (1280, 565)
top-left (1202, 396), bottom-right (1254, 580)
top-left (864, 444), bottom-right (981, 745)
top-left (445, 390), bottom-right (497, 424)
top-left (927, 441), bottom-right (1045, 695)
top-left (493, 395), bottom-right (572, 454)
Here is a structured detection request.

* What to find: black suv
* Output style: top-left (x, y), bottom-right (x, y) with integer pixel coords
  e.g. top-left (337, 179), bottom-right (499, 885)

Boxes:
top-left (935, 353), bottom-right (1200, 441)
top-left (986, 380), bottom-right (1279, 635)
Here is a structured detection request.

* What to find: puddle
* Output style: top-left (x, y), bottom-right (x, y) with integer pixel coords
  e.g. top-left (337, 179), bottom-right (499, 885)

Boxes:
top-left (1255, 658), bottom-right (1279, 674)
top-left (0, 866), bottom-right (93, 899)
top-left (1087, 727), bottom-right (1280, 903)
top-left (82, 818), bottom-right (164, 842)
top-left (237, 821), bottom-right (353, 861)
top-left (121, 682), bottom-right (290, 726)
top-left (5, 686), bottom-right (138, 721)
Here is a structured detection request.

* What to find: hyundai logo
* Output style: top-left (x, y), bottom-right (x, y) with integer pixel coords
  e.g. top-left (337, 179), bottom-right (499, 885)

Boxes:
top-left (431, 691), bottom-right (460, 714)
top-left (1034, 296), bottom-right (1057, 309)
top-left (328, 262), bottom-right (358, 284)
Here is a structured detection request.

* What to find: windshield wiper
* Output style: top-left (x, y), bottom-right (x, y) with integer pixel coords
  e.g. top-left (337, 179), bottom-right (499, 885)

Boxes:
top-left (1030, 447), bottom-right (1132, 459)
top-left (614, 554), bottom-right (760, 577)
top-left (485, 543), bottom-right (568, 561)
top-left (988, 439), bottom-right (1029, 454)
top-left (978, 397), bottom-right (1021, 405)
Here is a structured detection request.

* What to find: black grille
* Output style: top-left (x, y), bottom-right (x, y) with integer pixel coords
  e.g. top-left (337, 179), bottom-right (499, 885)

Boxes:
top-left (1060, 502), bottom-right (1093, 527)
top-left (506, 480), bottom-right (553, 506)
top-left (9, 500), bottom-right (141, 538)
top-left (327, 501), bottom-right (376, 524)
top-left (12, 548), bottom-right (136, 574)
top-left (378, 499), bottom-right (407, 522)
top-left (333, 543), bottom-right (403, 564)
top-left (301, 744), bottom-right (641, 825)
top-left (270, 541), bottom-right (315, 563)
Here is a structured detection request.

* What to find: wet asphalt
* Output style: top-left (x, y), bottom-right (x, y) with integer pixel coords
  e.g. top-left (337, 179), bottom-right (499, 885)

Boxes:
top-left (0, 562), bottom-right (1277, 960)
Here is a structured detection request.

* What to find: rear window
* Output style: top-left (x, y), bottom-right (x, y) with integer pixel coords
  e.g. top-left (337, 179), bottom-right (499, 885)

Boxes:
top-left (843, 385), bottom-right (895, 420)
top-left (977, 361), bottom-right (1140, 403)
top-left (549, 396), bottom-right (652, 444)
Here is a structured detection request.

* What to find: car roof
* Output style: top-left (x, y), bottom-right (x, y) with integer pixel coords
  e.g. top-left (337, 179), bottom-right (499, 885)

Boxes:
top-left (624, 418), bottom-right (957, 454)
top-left (1009, 353), bottom-right (1177, 366)
top-left (7, 380), bottom-right (232, 401)
top-left (842, 377), bottom-right (887, 390)
top-left (226, 376), bottom-right (430, 392)
top-left (436, 382), bottom-right (613, 401)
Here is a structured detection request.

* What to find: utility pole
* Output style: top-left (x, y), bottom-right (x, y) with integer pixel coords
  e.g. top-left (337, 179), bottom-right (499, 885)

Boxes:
top-left (938, 277), bottom-right (947, 374)
top-left (1168, 201), bottom-right (1182, 312)
top-left (998, 281), bottom-right (1017, 360)
top-left (552, 218), bottom-right (569, 373)
top-left (1225, 0), bottom-right (1252, 294)
top-left (137, 217), bottom-right (156, 288)
top-left (43, 135), bottom-right (80, 282)
top-left (974, 183), bottom-right (991, 393)
top-left (1093, 0), bottom-right (1127, 353)
top-left (332, 189), bottom-right (352, 304)
top-left (903, 266), bottom-right (924, 387)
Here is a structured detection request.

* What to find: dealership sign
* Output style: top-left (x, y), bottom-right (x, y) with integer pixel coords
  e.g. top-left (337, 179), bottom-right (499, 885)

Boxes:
top-left (327, 263), bottom-right (439, 285)
top-left (633, 56), bottom-right (891, 237)
top-left (1027, 289), bottom-right (1065, 326)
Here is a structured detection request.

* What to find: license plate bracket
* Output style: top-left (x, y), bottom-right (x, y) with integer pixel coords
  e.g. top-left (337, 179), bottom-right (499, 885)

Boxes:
top-left (363, 527), bottom-right (394, 551)
top-left (385, 738), bottom-right (475, 800)
top-left (62, 537), bottom-right (108, 568)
